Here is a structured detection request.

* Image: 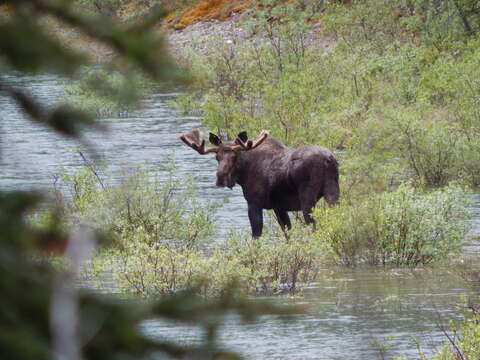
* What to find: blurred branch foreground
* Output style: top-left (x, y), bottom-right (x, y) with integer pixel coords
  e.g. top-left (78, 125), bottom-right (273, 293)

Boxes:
top-left (0, 1), bottom-right (300, 359)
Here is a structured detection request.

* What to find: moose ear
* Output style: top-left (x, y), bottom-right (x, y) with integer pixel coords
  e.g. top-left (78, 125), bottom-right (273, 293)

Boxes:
top-left (209, 132), bottom-right (222, 146)
top-left (237, 131), bottom-right (248, 143)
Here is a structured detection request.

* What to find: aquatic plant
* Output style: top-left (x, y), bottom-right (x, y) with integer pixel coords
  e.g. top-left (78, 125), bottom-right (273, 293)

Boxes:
top-left (224, 218), bottom-right (323, 294)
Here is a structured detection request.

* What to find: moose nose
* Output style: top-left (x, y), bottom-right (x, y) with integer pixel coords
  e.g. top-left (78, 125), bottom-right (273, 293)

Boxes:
top-left (216, 174), bottom-right (225, 187)
top-left (216, 170), bottom-right (230, 187)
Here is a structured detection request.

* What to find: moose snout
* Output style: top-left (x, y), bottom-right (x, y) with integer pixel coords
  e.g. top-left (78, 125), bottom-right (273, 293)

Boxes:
top-left (216, 171), bottom-right (228, 187)
top-left (216, 170), bottom-right (234, 188)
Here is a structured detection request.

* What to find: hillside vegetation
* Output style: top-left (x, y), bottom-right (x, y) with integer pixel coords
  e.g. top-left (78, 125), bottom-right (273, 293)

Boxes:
top-left (178, 0), bottom-right (480, 189)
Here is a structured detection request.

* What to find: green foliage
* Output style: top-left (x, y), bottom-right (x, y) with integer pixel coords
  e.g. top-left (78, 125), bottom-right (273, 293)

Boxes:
top-left (175, 0), bottom-right (480, 191)
top-left (64, 67), bottom-right (152, 117)
top-left (313, 183), bottom-right (471, 266)
top-left (0, 12), bottom-right (87, 74)
top-left (112, 241), bottom-right (252, 297)
top-left (224, 219), bottom-right (323, 294)
top-left (430, 304), bottom-right (480, 360)
top-left (57, 162), bottom-right (216, 249)
top-left (398, 116), bottom-right (462, 187)
top-left (112, 215), bottom-right (323, 297)
top-left (57, 163), bottom-right (321, 296)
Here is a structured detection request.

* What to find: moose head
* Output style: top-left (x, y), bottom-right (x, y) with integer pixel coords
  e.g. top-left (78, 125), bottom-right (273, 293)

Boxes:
top-left (180, 129), bottom-right (269, 189)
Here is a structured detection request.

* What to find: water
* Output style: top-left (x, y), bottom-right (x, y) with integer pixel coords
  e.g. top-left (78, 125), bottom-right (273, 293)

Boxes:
top-left (2, 73), bottom-right (480, 360)
top-left (0, 72), bottom-right (249, 231)
top-left (143, 268), bottom-right (480, 360)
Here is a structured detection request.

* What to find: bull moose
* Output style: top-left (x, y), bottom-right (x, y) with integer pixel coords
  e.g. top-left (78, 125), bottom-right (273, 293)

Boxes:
top-left (181, 129), bottom-right (340, 237)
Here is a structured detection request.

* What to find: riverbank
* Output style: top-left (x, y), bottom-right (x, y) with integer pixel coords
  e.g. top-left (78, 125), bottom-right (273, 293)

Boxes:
top-left (25, 2), bottom-right (334, 64)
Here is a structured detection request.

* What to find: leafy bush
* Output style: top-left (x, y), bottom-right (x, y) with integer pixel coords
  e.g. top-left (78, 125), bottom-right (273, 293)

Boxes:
top-left (58, 163), bottom-right (216, 249)
top-left (110, 216), bottom-right (322, 297)
top-left (64, 67), bottom-right (152, 117)
top-left (113, 242), bottom-right (203, 296)
top-left (174, 0), bottom-right (480, 193)
top-left (224, 217), bottom-right (323, 294)
top-left (55, 162), bottom-right (322, 296)
top-left (429, 305), bottom-right (480, 360)
top-left (313, 184), bottom-right (471, 267)
top-left (110, 234), bottom-right (253, 297)
top-left (53, 162), bottom-right (223, 296)
top-left (398, 117), bottom-right (461, 187)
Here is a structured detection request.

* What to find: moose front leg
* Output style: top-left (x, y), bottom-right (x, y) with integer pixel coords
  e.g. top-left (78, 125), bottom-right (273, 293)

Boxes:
top-left (248, 204), bottom-right (264, 238)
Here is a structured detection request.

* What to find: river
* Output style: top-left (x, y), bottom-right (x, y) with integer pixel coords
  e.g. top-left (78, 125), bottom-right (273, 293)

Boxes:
top-left (1, 73), bottom-right (480, 360)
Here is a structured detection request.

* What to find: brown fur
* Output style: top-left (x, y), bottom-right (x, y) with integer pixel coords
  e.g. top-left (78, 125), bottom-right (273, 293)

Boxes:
top-left (181, 130), bottom-right (340, 237)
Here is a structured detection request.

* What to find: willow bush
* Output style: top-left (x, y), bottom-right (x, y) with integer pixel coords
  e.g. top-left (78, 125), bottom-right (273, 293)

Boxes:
top-left (52, 162), bottom-right (323, 296)
top-left (56, 163), bottom-right (216, 249)
top-left (313, 183), bottom-right (471, 267)
top-left (110, 215), bottom-right (322, 296)
top-left (224, 218), bottom-right (323, 294)
top-left (174, 0), bottom-right (480, 190)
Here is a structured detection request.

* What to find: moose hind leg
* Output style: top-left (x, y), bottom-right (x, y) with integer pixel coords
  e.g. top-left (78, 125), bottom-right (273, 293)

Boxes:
top-left (248, 204), bottom-right (264, 238)
top-left (274, 208), bottom-right (292, 230)
top-left (299, 185), bottom-right (317, 227)
top-left (324, 179), bottom-right (340, 206)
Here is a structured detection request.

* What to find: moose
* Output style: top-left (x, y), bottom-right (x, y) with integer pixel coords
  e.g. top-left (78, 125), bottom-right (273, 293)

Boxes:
top-left (181, 129), bottom-right (340, 237)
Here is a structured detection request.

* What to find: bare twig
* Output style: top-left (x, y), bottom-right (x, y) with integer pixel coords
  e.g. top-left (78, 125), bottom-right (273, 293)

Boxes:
top-left (78, 150), bottom-right (105, 190)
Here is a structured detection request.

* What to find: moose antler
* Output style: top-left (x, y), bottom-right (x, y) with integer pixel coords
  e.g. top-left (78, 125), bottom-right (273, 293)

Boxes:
top-left (180, 129), bottom-right (218, 154)
top-left (235, 130), bottom-right (270, 150)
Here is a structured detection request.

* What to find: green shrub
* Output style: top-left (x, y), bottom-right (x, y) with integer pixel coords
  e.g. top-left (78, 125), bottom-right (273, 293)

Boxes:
top-left (313, 183), bottom-right (471, 267)
top-left (112, 216), bottom-right (323, 297)
top-left (113, 241), bottom-right (204, 296)
top-left (58, 163), bottom-right (216, 249)
top-left (430, 306), bottom-right (480, 360)
top-left (174, 0), bottom-right (480, 191)
top-left (56, 162), bottom-right (325, 296)
top-left (398, 117), bottom-right (461, 187)
top-left (224, 217), bottom-right (323, 294)
top-left (64, 67), bottom-right (151, 117)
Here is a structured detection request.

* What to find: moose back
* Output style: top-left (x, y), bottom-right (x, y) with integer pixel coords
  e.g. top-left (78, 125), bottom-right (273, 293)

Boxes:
top-left (181, 129), bottom-right (340, 237)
